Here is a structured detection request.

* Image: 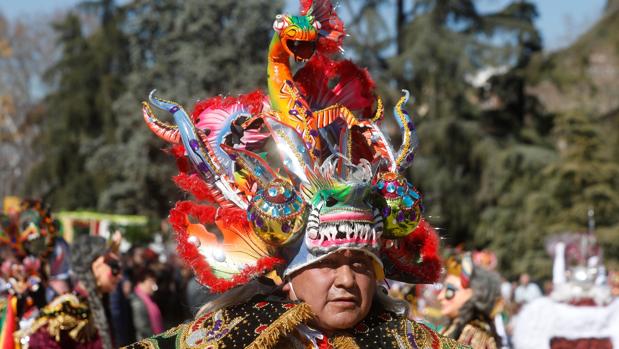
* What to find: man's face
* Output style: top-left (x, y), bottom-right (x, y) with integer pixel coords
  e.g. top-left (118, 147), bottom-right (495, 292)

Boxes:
top-left (284, 250), bottom-right (376, 332)
top-left (92, 253), bottom-right (121, 294)
top-left (438, 274), bottom-right (473, 318)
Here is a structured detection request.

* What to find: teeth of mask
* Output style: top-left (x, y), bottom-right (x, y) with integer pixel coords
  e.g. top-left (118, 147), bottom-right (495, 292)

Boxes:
top-left (338, 224), bottom-right (353, 239)
top-left (322, 225), bottom-right (337, 241)
top-left (360, 223), bottom-right (370, 240)
top-left (316, 222), bottom-right (377, 244)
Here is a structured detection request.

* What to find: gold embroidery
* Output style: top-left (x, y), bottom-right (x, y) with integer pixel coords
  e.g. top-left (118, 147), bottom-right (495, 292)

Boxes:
top-left (160, 323), bottom-right (187, 338)
top-left (411, 320), bottom-right (434, 348)
top-left (14, 294), bottom-right (95, 344)
top-left (246, 303), bottom-right (314, 349)
top-left (459, 323), bottom-right (497, 349)
top-left (178, 309), bottom-right (245, 349)
top-left (123, 340), bottom-right (159, 349)
top-left (330, 334), bottom-right (360, 349)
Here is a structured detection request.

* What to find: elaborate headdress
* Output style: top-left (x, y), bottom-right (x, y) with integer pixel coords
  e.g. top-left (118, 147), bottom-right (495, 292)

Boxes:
top-left (143, 0), bottom-right (441, 293)
top-left (0, 198), bottom-right (59, 259)
top-left (446, 253), bottom-right (474, 289)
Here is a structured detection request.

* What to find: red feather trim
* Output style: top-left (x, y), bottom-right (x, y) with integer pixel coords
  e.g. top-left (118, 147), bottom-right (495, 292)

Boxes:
top-left (169, 144), bottom-right (186, 158)
top-left (300, 0), bottom-right (345, 54)
top-left (300, 0), bottom-right (312, 12)
top-left (168, 143), bottom-right (225, 205)
top-left (294, 53), bottom-right (376, 117)
top-left (164, 144), bottom-right (192, 173)
top-left (191, 90), bottom-right (267, 121)
top-left (382, 218), bottom-right (442, 284)
top-left (169, 201), bottom-right (284, 293)
top-left (157, 91), bottom-right (282, 292)
top-left (202, 256), bottom-right (285, 293)
top-left (215, 207), bottom-right (252, 231)
top-left (173, 173), bottom-right (218, 203)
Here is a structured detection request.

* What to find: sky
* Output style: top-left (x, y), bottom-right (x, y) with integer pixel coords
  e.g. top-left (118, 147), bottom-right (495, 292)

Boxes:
top-left (0, 0), bottom-right (608, 51)
top-left (477, 0), bottom-right (607, 50)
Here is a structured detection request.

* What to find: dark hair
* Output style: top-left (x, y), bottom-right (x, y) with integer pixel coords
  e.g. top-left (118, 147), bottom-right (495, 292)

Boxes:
top-left (448, 266), bottom-right (502, 344)
top-left (133, 266), bottom-right (158, 284)
top-left (70, 235), bottom-right (113, 349)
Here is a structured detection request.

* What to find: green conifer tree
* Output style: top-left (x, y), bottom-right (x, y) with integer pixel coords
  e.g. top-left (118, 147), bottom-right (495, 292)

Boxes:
top-left (344, 0), bottom-right (543, 248)
top-left (27, 1), bottom-right (129, 211)
top-left (90, 0), bottom-right (283, 216)
top-left (26, 13), bottom-right (101, 209)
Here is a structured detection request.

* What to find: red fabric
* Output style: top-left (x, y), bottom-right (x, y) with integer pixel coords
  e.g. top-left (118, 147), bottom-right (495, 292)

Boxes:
top-left (569, 298), bottom-right (597, 306)
top-left (350, 127), bottom-right (375, 164)
top-left (550, 337), bottom-right (612, 349)
top-left (27, 327), bottom-right (103, 349)
top-left (0, 296), bottom-right (16, 349)
top-left (317, 335), bottom-right (330, 349)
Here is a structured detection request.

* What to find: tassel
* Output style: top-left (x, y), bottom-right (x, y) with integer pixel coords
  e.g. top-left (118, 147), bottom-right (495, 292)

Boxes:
top-left (331, 334), bottom-right (360, 349)
top-left (246, 303), bottom-right (314, 349)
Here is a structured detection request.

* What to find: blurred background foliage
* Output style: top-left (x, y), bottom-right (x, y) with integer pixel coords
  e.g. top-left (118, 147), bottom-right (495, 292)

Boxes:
top-left (1, 0), bottom-right (618, 279)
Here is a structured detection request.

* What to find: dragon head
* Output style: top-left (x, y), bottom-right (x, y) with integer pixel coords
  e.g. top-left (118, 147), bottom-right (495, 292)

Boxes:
top-left (272, 14), bottom-right (321, 62)
top-left (280, 157), bottom-right (385, 278)
top-left (305, 180), bottom-right (380, 253)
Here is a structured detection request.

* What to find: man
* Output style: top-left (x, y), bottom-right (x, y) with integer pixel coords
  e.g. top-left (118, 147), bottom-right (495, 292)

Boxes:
top-left (125, 246), bottom-right (465, 348)
top-left (126, 0), bottom-right (468, 347)
top-left (282, 249), bottom-right (376, 333)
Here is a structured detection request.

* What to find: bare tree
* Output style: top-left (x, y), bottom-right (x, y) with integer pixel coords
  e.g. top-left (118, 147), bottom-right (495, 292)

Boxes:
top-left (0, 12), bottom-right (56, 199)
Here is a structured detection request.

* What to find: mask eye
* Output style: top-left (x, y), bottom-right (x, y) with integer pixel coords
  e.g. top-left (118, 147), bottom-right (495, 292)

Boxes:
top-left (325, 196), bottom-right (338, 207)
top-left (312, 20), bottom-right (321, 30)
top-left (273, 14), bottom-right (287, 31)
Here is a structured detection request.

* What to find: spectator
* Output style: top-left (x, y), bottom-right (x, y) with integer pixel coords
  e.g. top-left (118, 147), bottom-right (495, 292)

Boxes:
top-left (514, 273), bottom-right (542, 305)
top-left (23, 234), bottom-right (121, 349)
top-left (110, 273), bottom-right (136, 346)
top-left (130, 268), bottom-right (163, 340)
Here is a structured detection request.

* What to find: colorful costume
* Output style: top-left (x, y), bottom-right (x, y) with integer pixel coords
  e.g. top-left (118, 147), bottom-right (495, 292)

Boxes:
top-left (0, 198), bottom-right (62, 348)
top-left (9, 222), bottom-right (116, 349)
top-left (440, 254), bottom-right (500, 349)
top-left (130, 0), bottom-right (468, 348)
top-left (125, 295), bottom-right (463, 349)
top-left (15, 292), bottom-right (103, 349)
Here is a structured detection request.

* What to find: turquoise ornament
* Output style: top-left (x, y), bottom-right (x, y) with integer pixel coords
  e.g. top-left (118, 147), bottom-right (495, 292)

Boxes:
top-left (373, 172), bottom-right (422, 238)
